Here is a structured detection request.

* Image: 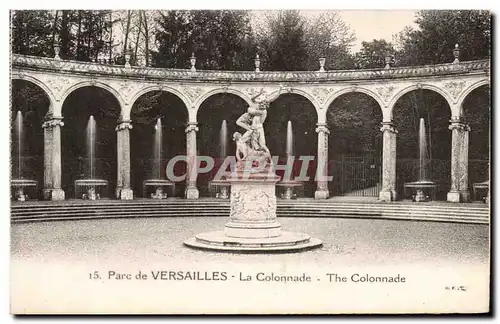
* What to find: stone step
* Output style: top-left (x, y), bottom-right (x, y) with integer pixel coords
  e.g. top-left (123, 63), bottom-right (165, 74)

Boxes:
top-left (11, 204), bottom-right (488, 216)
top-left (11, 201), bottom-right (488, 211)
top-left (11, 208), bottom-right (489, 224)
top-left (13, 212), bottom-right (488, 224)
top-left (11, 208), bottom-right (487, 219)
top-left (11, 200), bottom-right (489, 225)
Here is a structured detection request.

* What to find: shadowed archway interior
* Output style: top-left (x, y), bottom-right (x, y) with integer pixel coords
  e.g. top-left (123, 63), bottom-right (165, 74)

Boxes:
top-left (61, 86), bottom-right (121, 198)
top-left (196, 93), bottom-right (248, 197)
top-left (265, 93), bottom-right (317, 197)
top-left (11, 79), bottom-right (50, 199)
top-left (393, 89), bottom-right (451, 200)
top-left (462, 84), bottom-right (490, 200)
top-left (130, 91), bottom-right (188, 197)
top-left (326, 92), bottom-right (383, 197)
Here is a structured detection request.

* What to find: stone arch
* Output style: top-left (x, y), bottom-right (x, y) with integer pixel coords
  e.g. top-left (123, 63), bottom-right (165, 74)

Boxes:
top-left (457, 79), bottom-right (490, 113)
top-left (129, 88), bottom-right (189, 198)
top-left (129, 85), bottom-right (191, 116)
top-left (325, 87), bottom-right (384, 198)
top-left (285, 88), bottom-right (321, 120)
top-left (60, 80), bottom-right (125, 117)
top-left (388, 84), bottom-right (453, 119)
top-left (325, 87), bottom-right (385, 115)
top-left (11, 74), bottom-right (56, 111)
top-left (195, 88), bottom-right (253, 111)
top-left (265, 91), bottom-right (319, 197)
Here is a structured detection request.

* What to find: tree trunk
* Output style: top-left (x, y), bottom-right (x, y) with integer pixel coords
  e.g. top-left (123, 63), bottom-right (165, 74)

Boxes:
top-left (96, 17), bottom-right (104, 62)
top-left (51, 10), bottom-right (59, 49)
top-left (87, 12), bottom-right (93, 61)
top-left (77, 11), bottom-right (82, 60)
top-left (109, 11), bottom-right (113, 62)
top-left (60, 11), bottom-right (70, 59)
top-left (134, 12), bottom-right (142, 65)
top-left (123, 10), bottom-right (132, 56)
top-left (143, 11), bottom-right (149, 66)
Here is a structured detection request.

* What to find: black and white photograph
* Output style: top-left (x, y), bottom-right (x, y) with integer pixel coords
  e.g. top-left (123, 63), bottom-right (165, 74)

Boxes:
top-left (8, 7), bottom-right (491, 314)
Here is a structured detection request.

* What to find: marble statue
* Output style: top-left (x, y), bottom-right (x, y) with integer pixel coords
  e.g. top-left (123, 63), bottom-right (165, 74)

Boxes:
top-left (233, 87), bottom-right (281, 172)
top-left (185, 85), bottom-right (322, 252)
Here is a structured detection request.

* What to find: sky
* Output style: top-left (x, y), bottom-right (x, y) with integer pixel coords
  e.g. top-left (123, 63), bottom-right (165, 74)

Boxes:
top-left (251, 10), bottom-right (419, 54)
top-left (338, 10), bottom-right (419, 52)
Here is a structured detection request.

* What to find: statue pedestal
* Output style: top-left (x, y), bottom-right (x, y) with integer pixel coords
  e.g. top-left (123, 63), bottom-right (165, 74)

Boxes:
top-left (224, 172), bottom-right (282, 238)
top-left (184, 171), bottom-right (322, 252)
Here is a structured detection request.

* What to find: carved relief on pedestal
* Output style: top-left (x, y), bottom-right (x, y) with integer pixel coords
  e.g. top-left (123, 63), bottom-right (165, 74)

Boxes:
top-left (230, 184), bottom-right (276, 221)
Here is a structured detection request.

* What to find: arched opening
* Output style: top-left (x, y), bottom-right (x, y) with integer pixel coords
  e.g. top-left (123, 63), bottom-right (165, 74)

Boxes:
top-left (462, 84), bottom-right (490, 201)
top-left (130, 91), bottom-right (188, 198)
top-left (326, 93), bottom-right (383, 197)
top-left (11, 79), bottom-right (50, 200)
top-left (61, 86), bottom-right (121, 199)
top-left (393, 89), bottom-right (451, 201)
top-left (197, 93), bottom-right (248, 197)
top-left (266, 93), bottom-right (317, 198)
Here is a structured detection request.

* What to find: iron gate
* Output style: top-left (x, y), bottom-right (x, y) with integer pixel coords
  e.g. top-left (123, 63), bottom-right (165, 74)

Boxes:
top-left (329, 154), bottom-right (382, 197)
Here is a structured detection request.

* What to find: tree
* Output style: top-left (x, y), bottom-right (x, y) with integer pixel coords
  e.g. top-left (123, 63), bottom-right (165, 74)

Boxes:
top-left (256, 10), bottom-right (308, 71)
top-left (303, 11), bottom-right (356, 70)
top-left (394, 10), bottom-right (491, 66)
top-left (354, 39), bottom-right (394, 69)
top-left (152, 10), bottom-right (254, 70)
top-left (152, 10), bottom-right (196, 69)
top-left (11, 10), bottom-right (53, 57)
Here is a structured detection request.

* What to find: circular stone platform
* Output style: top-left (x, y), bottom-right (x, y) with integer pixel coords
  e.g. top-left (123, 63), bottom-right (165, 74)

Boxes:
top-left (184, 231), bottom-right (322, 252)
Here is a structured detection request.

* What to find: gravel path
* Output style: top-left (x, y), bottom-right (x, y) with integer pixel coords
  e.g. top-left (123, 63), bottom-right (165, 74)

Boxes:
top-left (10, 217), bottom-right (490, 314)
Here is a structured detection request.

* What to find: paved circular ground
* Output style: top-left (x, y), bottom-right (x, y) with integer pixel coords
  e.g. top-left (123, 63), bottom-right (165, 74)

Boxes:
top-left (11, 217), bottom-right (489, 265)
top-left (10, 217), bottom-right (490, 314)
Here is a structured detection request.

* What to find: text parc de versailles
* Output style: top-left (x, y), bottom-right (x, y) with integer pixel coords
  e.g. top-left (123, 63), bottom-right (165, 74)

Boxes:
top-left (108, 270), bottom-right (406, 283)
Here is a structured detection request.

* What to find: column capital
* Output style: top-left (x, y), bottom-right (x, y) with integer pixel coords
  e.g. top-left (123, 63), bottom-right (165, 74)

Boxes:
top-left (380, 122), bottom-right (397, 134)
top-left (42, 116), bottom-right (64, 128)
top-left (185, 122), bottom-right (199, 133)
top-left (449, 118), bottom-right (470, 132)
top-left (116, 120), bottom-right (132, 131)
top-left (315, 123), bottom-right (330, 134)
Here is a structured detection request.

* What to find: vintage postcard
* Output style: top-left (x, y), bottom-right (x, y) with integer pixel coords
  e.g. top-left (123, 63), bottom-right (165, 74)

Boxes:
top-left (9, 9), bottom-right (491, 314)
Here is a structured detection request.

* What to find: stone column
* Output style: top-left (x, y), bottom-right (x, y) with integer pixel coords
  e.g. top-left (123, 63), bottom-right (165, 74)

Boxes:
top-left (185, 122), bottom-right (199, 199)
top-left (116, 119), bottom-right (133, 200)
top-left (379, 122), bottom-right (398, 202)
top-left (447, 117), bottom-right (470, 202)
top-left (314, 123), bottom-right (329, 199)
top-left (42, 115), bottom-right (65, 200)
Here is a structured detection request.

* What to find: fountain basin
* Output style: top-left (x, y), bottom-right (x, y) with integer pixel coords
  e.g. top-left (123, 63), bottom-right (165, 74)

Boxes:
top-left (473, 180), bottom-right (489, 202)
top-left (209, 180), bottom-right (230, 199)
top-left (143, 179), bottom-right (175, 199)
top-left (75, 179), bottom-right (108, 200)
top-left (276, 180), bottom-right (304, 199)
top-left (404, 180), bottom-right (437, 202)
top-left (11, 179), bottom-right (38, 188)
top-left (185, 170), bottom-right (322, 252)
top-left (11, 179), bottom-right (38, 201)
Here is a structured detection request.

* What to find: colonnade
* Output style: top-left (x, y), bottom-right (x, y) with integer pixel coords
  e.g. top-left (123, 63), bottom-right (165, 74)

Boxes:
top-left (39, 100), bottom-right (475, 203)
